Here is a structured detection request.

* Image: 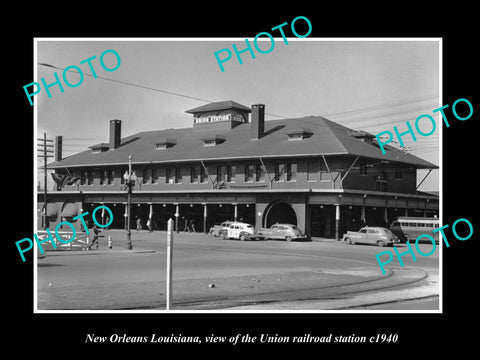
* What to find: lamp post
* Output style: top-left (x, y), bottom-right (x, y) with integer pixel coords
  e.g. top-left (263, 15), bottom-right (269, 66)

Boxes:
top-left (123, 155), bottom-right (136, 250)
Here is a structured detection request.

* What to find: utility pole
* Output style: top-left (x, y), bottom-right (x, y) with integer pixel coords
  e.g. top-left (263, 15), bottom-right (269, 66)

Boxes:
top-left (123, 154), bottom-right (136, 250)
top-left (37, 132), bottom-right (54, 229)
top-left (166, 218), bottom-right (173, 310)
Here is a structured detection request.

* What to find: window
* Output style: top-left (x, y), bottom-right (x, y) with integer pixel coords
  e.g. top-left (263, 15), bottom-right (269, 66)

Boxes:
top-left (99, 169), bottom-right (105, 185)
top-left (360, 164), bottom-right (368, 175)
top-left (200, 166), bottom-right (208, 183)
top-left (307, 161), bottom-right (318, 181)
top-left (286, 163), bottom-right (297, 182)
top-left (227, 165), bottom-right (236, 183)
top-left (87, 170), bottom-right (93, 185)
top-left (367, 229), bottom-right (378, 234)
top-left (166, 168), bottom-right (174, 184)
top-left (175, 167), bottom-right (182, 184)
top-left (142, 168), bottom-right (151, 184)
top-left (359, 228), bottom-right (368, 233)
top-left (217, 165), bottom-right (226, 183)
top-left (107, 169), bottom-right (113, 185)
top-left (80, 170), bottom-right (87, 185)
top-left (190, 167), bottom-right (198, 183)
top-left (244, 164), bottom-right (254, 182)
top-left (274, 164), bottom-right (285, 181)
top-left (151, 168), bottom-right (157, 184)
top-left (375, 179), bottom-right (387, 192)
top-left (255, 164), bottom-right (265, 182)
top-left (395, 169), bottom-right (402, 180)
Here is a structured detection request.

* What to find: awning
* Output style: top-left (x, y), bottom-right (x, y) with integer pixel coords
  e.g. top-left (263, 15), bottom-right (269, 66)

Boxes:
top-left (46, 203), bottom-right (58, 217)
top-left (61, 202), bottom-right (78, 218)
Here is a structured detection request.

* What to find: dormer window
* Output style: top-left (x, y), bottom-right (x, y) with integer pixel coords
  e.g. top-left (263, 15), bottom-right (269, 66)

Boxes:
top-left (89, 143), bottom-right (109, 153)
top-left (287, 128), bottom-right (313, 141)
top-left (155, 138), bottom-right (176, 150)
top-left (348, 130), bottom-right (375, 144)
top-left (200, 134), bottom-right (226, 146)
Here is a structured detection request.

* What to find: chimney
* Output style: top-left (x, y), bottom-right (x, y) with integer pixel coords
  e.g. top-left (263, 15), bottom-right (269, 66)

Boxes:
top-left (251, 104), bottom-right (265, 140)
top-left (109, 119), bottom-right (122, 149)
top-left (54, 135), bottom-right (62, 162)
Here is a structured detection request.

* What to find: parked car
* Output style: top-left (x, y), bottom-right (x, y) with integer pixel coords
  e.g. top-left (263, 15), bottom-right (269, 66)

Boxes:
top-left (342, 227), bottom-right (400, 247)
top-left (218, 222), bottom-right (255, 241)
top-left (255, 223), bottom-right (308, 242)
top-left (209, 221), bottom-right (235, 237)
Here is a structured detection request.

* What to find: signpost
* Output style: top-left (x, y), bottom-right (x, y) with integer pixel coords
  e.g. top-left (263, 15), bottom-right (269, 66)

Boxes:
top-left (166, 218), bottom-right (173, 310)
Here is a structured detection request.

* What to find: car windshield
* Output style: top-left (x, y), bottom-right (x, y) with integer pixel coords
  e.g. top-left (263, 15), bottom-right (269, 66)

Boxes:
top-left (291, 225), bottom-right (299, 230)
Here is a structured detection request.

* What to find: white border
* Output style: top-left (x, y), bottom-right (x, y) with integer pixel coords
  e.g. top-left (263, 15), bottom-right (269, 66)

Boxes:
top-left (33, 37), bottom-right (442, 314)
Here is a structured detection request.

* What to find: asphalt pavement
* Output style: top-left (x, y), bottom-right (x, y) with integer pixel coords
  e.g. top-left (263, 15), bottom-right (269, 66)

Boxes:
top-left (36, 229), bottom-right (440, 311)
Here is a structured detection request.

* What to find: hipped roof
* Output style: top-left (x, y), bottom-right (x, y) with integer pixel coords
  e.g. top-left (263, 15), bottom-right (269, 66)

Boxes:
top-left (49, 116), bottom-right (437, 169)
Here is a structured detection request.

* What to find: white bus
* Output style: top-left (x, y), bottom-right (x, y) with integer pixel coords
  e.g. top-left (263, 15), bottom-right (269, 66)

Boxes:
top-left (389, 217), bottom-right (440, 243)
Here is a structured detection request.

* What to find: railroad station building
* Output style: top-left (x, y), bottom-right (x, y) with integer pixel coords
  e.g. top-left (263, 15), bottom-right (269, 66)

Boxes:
top-left (39, 100), bottom-right (439, 239)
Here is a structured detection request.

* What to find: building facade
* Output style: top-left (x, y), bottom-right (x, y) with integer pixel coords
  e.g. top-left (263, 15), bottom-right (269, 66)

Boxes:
top-left (39, 101), bottom-right (439, 239)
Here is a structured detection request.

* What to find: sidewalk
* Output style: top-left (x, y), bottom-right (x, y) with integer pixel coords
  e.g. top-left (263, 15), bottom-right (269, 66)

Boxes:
top-left (44, 248), bottom-right (156, 256)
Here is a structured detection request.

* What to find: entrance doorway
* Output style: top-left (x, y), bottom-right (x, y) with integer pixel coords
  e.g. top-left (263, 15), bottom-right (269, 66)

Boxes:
top-left (263, 201), bottom-right (297, 228)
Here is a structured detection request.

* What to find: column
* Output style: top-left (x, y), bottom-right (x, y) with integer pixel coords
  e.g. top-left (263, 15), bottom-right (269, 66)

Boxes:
top-left (233, 203), bottom-right (238, 222)
top-left (149, 203), bottom-right (153, 231)
top-left (384, 207), bottom-right (388, 226)
top-left (174, 203), bottom-right (179, 234)
top-left (101, 205), bottom-right (105, 226)
top-left (203, 203), bottom-right (207, 234)
top-left (335, 204), bottom-right (341, 241)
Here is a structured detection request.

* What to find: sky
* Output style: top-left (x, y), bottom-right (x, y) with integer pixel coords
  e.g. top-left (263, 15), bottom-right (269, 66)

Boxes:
top-left (35, 38), bottom-right (440, 191)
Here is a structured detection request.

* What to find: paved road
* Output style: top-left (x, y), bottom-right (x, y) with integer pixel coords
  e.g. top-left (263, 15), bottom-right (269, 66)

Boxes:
top-left (36, 230), bottom-right (440, 311)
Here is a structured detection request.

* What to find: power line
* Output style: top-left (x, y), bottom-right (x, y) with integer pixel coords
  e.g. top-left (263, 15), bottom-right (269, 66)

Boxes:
top-left (38, 63), bottom-right (212, 103)
top-left (321, 95), bottom-right (439, 119)
top-left (38, 63), bottom-right (287, 120)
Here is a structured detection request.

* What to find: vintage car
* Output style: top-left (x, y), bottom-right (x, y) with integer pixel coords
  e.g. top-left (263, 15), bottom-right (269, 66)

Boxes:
top-left (255, 223), bottom-right (308, 241)
top-left (209, 221), bottom-right (235, 237)
top-left (218, 222), bottom-right (256, 241)
top-left (342, 227), bottom-right (400, 247)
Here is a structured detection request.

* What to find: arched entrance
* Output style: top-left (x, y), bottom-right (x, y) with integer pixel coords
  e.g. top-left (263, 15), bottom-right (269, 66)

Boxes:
top-left (263, 201), bottom-right (297, 228)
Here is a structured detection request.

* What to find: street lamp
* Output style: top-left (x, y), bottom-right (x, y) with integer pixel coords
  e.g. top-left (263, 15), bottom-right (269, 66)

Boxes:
top-left (123, 155), bottom-right (137, 250)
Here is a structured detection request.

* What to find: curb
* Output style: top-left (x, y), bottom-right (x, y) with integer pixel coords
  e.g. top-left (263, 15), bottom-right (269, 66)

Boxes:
top-left (43, 249), bottom-right (156, 256)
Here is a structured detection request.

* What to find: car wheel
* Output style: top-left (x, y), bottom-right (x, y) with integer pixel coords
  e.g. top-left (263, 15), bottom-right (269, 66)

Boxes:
top-left (239, 234), bottom-right (246, 241)
top-left (220, 233), bottom-right (226, 240)
top-left (404, 234), bottom-right (410, 243)
top-left (377, 240), bottom-right (385, 247)
top-left (345, 237), bottom-right (353, 245)
top-left (285, 236), bottom-right (292, 242)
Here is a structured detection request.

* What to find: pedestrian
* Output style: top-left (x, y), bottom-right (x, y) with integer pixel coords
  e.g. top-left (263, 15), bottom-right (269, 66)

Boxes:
top-left (147, 217), bottom-right (153, 232)
top-left (136, 217), bottom-right (142, 231)
top-left (183, 217), bottom-right (190, 232)
top-left (88, 223), bottom-right (100, 250)
top-left (189, 219), bottom-right (196, 232)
